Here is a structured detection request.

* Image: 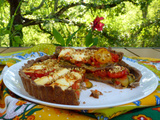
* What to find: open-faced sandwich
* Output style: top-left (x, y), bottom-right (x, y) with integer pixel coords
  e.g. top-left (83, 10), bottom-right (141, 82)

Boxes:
top-left (19, 46), bottom-right (142, 105)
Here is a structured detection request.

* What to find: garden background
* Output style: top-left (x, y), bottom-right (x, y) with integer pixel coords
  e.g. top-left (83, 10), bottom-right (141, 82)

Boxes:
top-left (0, 0), bottom-right (160, 47)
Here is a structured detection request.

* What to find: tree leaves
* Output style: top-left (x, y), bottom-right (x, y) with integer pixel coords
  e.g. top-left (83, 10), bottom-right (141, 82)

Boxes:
top-left (52, 26), bottom-right (65, 46)
top-left (66, 26), bottom-right (82, 46)
top-left (85, 30), bottom-right (93, 47)
top-left (85, 30), bottom-right (98, 47)
top-left (52, 26), bottom-right (83, 46)
top-left (2, 0), bottom-right (159, 47)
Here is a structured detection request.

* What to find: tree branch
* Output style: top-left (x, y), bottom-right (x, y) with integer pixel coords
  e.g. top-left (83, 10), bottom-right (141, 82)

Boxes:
top-left (23, 0), bottom-right (45, 15)
top-left (54, 0), bottom-right (59, 12)
top-left (39, 23), bottom-right (53, 35)
top-left (54, 0), bottom-right (138, 17)
top-left (24, 0), bottom-right (139, 27)
top-left (55, 2), bottom-right (80, 16)
top-left (22, 17), bottom-right (44, 26)
top-left (131, 21), bottom-right (153, 37)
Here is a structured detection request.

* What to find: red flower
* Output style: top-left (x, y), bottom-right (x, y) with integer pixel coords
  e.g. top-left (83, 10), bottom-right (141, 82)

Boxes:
top-left (91, 16), bottom-right (104, 31)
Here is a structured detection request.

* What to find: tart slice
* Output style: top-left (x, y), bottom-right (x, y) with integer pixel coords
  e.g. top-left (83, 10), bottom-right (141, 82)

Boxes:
top-left (19, 55), bottom-right (85, 105)
top-left (55, 46), bottom-right (124, 70)
top-left (55, 46), bottom-right (142, 89)
top-left (86, 61), bottom-right (142, 89)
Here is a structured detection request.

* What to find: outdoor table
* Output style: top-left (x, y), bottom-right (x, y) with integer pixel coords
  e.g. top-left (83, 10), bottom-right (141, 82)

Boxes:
top-left (0, 47), bottom-right (160, 58)
top-left (0, 44), bottom-right (160, 120)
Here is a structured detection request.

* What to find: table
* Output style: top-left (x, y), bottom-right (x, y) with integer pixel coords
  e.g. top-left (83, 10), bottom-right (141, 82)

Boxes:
top-left (0, 46), bottom-right (160, 120)
top-left (0, 47), bottom-right (160, 58)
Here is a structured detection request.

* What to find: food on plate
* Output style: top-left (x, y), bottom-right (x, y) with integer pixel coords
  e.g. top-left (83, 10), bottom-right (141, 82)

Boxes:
top-left (19, 47), bottom-right (142, 105)
top-left (84, 79), bottom-right (93, 89)
top-left (55, 46), bottom-right (142, 89)
top-left (86, 61), bottom-right (142, 88)
top-left (19, 55), bottom-right (86, 105)
top-left (55, 46), bottom-right (124, 70)
top-left (90, 89), bottom-right (103, 98)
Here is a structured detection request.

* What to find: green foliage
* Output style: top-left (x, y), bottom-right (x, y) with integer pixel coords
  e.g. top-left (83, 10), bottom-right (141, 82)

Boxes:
top-left (12, 36), bottom-right (23, 47)
top-left (52, 26), bottom-right (65, 46)
top-left (85, 30), bottom-right (93, 47)
top-left (66, 26), bottom-right (82, 46)
top-left (52, 25), bottom-right (82, 46)
top-left (0, 0), bottom-right (160, 47)
top-left (85, 30), bottom-right (98, 47)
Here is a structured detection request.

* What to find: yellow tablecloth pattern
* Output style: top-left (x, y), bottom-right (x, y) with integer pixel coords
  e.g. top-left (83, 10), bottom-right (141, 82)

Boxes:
top-left (0, 44), bottom-right (160, 120)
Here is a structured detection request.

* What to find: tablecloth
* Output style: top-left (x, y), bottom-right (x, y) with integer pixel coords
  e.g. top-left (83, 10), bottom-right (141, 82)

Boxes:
top-left (0, 44), bottom-right (160, 120)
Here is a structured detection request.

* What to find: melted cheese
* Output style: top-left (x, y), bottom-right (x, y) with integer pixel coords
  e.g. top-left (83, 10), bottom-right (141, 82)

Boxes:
top-left (25, 58), bottom-right (84, 91)
top-left (52, 78), bottom-right (70, 90)
top-left (23, 64), bottom-right (45, 73)
top-left (30, 64), bottom-right (45, 70)
top-left (59, 48), bottom-right (74, 57)
top-left (51, 76), bottom-right (77, 91)
top-left (71, 52), bottom-right (87, 61)
top-left (51, 71), bottom-right (82, 90)
top-left (34, 76), bottom-right (53, 85)
top-left (52, 68), bottom-right (69, 80)
top-left (70, 71), bottom-right (82, 80)
top-left (59, 48), bottom-right (90, 62)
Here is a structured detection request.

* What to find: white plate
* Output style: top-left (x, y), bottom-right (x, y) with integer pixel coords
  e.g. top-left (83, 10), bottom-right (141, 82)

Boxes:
top-left (3, 59), bottom-right (158, 110)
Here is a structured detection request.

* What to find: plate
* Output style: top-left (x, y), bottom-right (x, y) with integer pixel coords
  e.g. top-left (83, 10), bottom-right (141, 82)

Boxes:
top-left (3, 59), bottom-right (158, 110)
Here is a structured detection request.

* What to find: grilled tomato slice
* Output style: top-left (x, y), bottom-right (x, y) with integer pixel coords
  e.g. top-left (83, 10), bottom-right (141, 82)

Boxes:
top-left (94, 48), bottom-right (112, 64)
top-left (107, 66), bottom-right (128, 78)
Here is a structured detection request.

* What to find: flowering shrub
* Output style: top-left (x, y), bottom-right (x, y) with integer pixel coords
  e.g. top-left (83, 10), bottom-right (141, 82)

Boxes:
top-left (52, 16), bottom-right (104, 47)
top-left (91, 16), bottom-right (104, 31)
top-left (85, 16), bottom-right (104, 47)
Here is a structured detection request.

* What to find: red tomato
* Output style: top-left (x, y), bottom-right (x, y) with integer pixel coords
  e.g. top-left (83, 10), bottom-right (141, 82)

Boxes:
top-left (65, 56), bottom-right (71, 61)
top-left (87, 57), bottom-right (100, 67)
top-left (120, 74), bottom-right (128, 80)
top-left (25, 70), bottom-right (52, 80)
top-left (30, 76), bottom-right (36, 80)
top-left (24, 72), bottom-right (36, 80)
top-left (115, 80), bottom-right (121, 85)
top-left (94, 70), bottom-right (108, 78)
top-left (48, 69), bottom-right (55, 75)
top-left (72, 82), bottom-right (80, 90)
top-left (107, 68), bottom-right (128, 78)
top-left (84, 79), bottom-right (89, 82)
top-left (24, 72), bottom-right (33, 76)
top-left (110, 53), bottom-right (119, 62)
top-left (75, 62), bottom-right (82, 67)
top-left (34, 70), bottom-right (45, 78)
top-left (75, 90), bottom-right (80, 97)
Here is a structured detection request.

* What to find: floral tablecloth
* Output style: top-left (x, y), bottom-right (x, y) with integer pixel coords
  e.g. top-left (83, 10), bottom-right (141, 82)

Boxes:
top-left (0, 44), bottom-right (160, 120)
